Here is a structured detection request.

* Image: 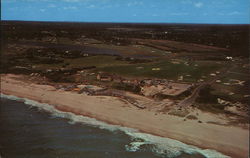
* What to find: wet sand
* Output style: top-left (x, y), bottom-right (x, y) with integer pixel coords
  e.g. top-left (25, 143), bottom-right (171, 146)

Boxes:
top-left (1, 74), bottom-right (249, 158)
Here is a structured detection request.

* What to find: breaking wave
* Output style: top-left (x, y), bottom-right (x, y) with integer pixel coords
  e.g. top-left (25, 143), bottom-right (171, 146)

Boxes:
top-left (1, 93), bottom-right (230, 158)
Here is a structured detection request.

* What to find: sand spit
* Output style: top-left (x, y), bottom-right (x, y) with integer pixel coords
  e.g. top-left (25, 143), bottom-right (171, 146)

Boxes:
top-left (1, 74), bottom-right (249, 158)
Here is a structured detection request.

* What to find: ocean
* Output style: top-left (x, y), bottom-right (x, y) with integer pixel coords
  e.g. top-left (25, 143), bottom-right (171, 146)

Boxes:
top-left (0, 94), bottom-right (230, 158)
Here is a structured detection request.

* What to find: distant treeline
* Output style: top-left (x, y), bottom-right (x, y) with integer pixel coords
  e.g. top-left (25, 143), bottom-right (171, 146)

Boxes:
top-left (1, 20), bottom-right (249, 57)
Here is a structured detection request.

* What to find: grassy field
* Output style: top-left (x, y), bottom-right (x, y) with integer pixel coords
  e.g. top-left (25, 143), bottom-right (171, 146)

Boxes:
top-left (211, 83), bottom-right (249, 102)
top-left (32, 55), bottom-right (223, 82)
top-left (220, 72), bottom-right (250, 83)
top-left (95, 60), bottom-right (222, 81)
top-left (64, 55), bottom-right (130, 68)
top-left (85, 43), bottom-right (167, 58)
top-left (33, 55), bottom-right (130, 70)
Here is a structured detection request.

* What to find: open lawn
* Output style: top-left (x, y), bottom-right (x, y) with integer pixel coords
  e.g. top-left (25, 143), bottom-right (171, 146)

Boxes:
top-left (64, 55), bottom-right (130, 68)
top-left (32, 55), bottom-right (222, 82)
top-left (29, 52), bottom-right (224, 82)
top-left (211, 82), bottom-right (249, 103)
top-left (95, 59), bottom-right (222, 81)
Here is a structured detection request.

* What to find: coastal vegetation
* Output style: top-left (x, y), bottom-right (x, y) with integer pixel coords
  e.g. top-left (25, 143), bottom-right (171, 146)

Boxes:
top-left (1, 20), bottom-right (249, 121)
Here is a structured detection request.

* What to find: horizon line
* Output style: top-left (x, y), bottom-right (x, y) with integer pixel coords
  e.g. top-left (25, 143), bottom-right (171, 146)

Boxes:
top-left (1, 20), bottom-right (250, 25)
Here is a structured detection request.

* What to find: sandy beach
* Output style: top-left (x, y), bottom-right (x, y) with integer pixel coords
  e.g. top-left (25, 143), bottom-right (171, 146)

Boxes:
top-left (1, 74), bottom-right (249, 158)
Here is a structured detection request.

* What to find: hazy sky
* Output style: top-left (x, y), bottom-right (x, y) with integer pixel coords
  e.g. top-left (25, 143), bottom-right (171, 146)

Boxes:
top-left (2, 0), bottom-right (250, 24)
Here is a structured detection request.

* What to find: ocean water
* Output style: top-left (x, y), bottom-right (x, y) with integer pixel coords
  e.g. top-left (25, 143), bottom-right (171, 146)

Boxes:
top-left (0, 94), bottom-right (230, 158)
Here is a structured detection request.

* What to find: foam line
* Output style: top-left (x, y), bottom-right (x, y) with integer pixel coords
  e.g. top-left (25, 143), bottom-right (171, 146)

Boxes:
top-left (1, 93), bottom-right (230, 158)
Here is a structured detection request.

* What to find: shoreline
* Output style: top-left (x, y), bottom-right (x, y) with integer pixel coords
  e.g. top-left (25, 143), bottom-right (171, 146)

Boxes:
top-left (1, 74), bottom-right (249, 158)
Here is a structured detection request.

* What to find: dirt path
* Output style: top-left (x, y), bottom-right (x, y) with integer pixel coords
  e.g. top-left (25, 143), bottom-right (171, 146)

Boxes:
top-left (177, 66), bottom-right (232, 107)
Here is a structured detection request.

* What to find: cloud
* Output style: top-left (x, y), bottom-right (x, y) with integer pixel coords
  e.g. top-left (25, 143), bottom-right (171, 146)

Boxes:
top-left (48, 4), bottom-right (56, 8)
top-left (127, 1), bottom-right (143, 7)
top-left (181, 0), bottom-right (192, 4)
top-left (181, 1), bottom-right (204, 8)
top-left (170, 13), bottom-right (189, 16)
top-left (9, 7), bottom-right (18, 10)
top-left (194, 2), bottom-right (203, 8)
top-left (2, 0), bottom-right (17, 3)
top-left (62, 0), bottom-right (92, 2)
top-left (63, 0), bottom-right (80, 2)
top-left (100, 5), bottom-right (113, 9)
top-left (40, 9), bottom-right (46, 12)
top-left (87, 4), bottom-right (95, 8)
top-left (218, 13), bottom-right (225, 15)
top-left (63, 6), bottom-right (77, 10)
top-left (3, 0), bottom-right (82, 2)
top-left (218, 11), bottom-right (242, 16)
top-left (228, 11), bottom-right (241, 15)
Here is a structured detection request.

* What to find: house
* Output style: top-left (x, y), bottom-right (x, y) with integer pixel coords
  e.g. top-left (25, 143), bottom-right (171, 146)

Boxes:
top-left (77, 85), bottom-right (106, 95)
top-left (152, 68), bottom-right (161, 71)
top-left (122, 79), bottom-right (132, 84)
top-left (132, 79), bottom-right (139, 85)
top-left (97, 73), bottom-right (113, 82)
top-left (226, 56), bottom-right (233, 60)
top-left (113, 76), bottom-right (123, 83)
top-left (141, 79), bottom-right (152, 86)
top-left (141, 82), bottom-right (192, 97)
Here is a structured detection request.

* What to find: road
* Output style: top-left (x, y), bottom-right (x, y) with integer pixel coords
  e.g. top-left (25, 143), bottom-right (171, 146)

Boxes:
top-left (177, 66), bottom-right (232, 107)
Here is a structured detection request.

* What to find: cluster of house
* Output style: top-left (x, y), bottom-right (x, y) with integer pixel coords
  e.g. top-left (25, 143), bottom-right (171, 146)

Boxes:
top-left (96, 73), bottom-right (139, 85)
top-left (140, 79), bottom-right (192, 97)
top-left (96, 72), bottom-right (192, 97)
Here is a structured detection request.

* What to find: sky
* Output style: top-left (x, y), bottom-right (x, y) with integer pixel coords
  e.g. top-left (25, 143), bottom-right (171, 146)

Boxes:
top-left (1, 0), bottom-right (250, 24)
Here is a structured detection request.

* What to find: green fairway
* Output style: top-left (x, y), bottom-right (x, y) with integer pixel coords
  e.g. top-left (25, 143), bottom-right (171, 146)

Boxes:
top-left (32, 55), bottom-right (222, 82)
top-left (95, 60), bottom-right (222, 81)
